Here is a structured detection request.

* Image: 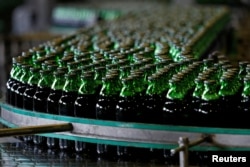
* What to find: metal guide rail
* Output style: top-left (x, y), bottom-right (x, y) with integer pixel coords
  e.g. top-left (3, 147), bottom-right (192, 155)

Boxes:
top-left (1, 102), bottom-right (250, 151)
top-left (1, 102), bottom-right (250, 167)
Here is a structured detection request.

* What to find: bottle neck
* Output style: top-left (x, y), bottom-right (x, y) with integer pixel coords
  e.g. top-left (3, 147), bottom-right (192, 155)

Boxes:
top-left (100, 78), bottom-right (121, 96)
top-left (242, 80), bottom-right (250, 97)
top-left (202, 84), bottom-right (220, 101)
top-left (78, 79), bottom-right (97, 95)
top-left (193, 83), bottom-right (204, 98)
top-left (167, 82), bottom-right (186, 100)
top-left (51, 76), bottom-right (65, 91)
top-left (27, 70), bottom-right (40, 86)
top-left (120, 82), bottom-right (136, 97)
top-left (219, 80), bottom-right (235, 96)
top-left (38, 72), bottom-right (53, 88)
top-left (146, 76), bottom-right (166, 96)
top-left (63, 76), bottom-right (80, 93)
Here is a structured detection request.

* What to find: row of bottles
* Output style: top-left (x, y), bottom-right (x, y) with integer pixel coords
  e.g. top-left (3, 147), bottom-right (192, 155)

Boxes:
top-left (7, 53), bottom-right (250, 126)
top-left (8, 52), bottom-right (250, 158)
top-left (5, 5), bottom-right (232, 163)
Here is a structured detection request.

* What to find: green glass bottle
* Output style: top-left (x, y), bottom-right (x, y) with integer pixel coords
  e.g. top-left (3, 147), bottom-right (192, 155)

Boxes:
top-left (199, 80), bottom-right (221, 127)
top-left (15, 64), bottom-right (32, 108)
top-left (58, 55), bottom-right (74, 67)
top-left (116, 76), bottom-right (139, 123)
top-left (116, 75), bottom-right (153, 160)
top-left (239, 76), bottom-right (250, 125)
top-left (94, 66), bottom-right (106, 93)
top-left (163, 75), bottom-right (190, 126)
top-left (33, 69), bottom-right (53, 112)
top-left (58, 72), bottom-right (80, 152)
top-left (6, 57), bottom-right (20, 104)
top-left (191, 76), bottom-right (206, 126)
top-left (144, 74), bottom-right (166, 124)
top-left (96, 73), bottom-right (121, 121)
top-left (59, 72), bottom-right (80, 117)
top-left (74, 72), bottom-right (98, 154)
top-left (74, 72), bottom-right (98, 119)
top-left (32, 69), bottom-right (54, 146)
top-left (238, 61), bottom-right (249, 81)
top-left (95, 74), bottom-right (121, 158)
top-left (47, 70), bottom-right (65, 115)
top-left (23, 67), bottom-right (40, 110)
top-left (46, 70), bottom-right (66, 150)
top-left (219, 74), bottom-right (238, 114)
top-left (9, 61), bottom-right (26, 106)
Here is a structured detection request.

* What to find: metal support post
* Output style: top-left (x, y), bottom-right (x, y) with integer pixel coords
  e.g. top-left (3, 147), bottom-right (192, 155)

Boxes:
top-left (171, 134), bottom-right (212, 167)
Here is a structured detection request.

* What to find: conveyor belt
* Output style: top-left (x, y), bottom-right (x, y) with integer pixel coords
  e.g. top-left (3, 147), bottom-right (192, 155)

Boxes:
top-left (1, 103), bottom-right (250, 151)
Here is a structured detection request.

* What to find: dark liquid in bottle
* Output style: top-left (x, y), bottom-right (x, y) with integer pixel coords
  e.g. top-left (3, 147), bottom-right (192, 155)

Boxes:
top-left (33, 87), bottom-right (51, 112)
top-left (144, 94), bottom-right (164, 124)
top-left (116, 96), bottom-right (137, 122)
top-left (15, 83), bottom-right (28, 108)
top-left (96, 95), bottom-right (118, 121)
top-left (116, 96), bottom-right (137, 160)
top-left (74, 94), bottom-right (96, 119)
top-left (74, 94), bottom-right (97, 155)
top-left (96, 95), bottom-right (118, 159)
top-left (220, 95), bottom-right (238, 128)
top-left (58, 91), bottom-right (77, 151)
top-left (116, 95), bottom-right (152, 160)
top-left (163, 99), bottom-right (190, 126)
top-left (33, 86), bottom-right (48, 146)
top-left (47, 90), bottom-right (62, 115)
top-left (10, 80), bottom-right (21, 106)
top-left (58, 91), bottom-right (77, 116)
top-left (6, 78), bottom-right (15, 104)
top-left (190, 96), bottom-right (204, 126)
top-left (199, 99), bottom-right (220, 127)
top-left (23, 85), bottom-right (37, 110)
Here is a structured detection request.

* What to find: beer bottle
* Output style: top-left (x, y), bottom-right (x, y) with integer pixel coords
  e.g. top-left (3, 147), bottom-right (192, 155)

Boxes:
top-left (74, 72), bottom-right (98, 118)
top-left (33, 69), bottom-right (53, 113)
top-left (239, 76), bottom-right (250, 127)
top-left (162, 75), bottom-right (190, 126)
top-left (191, 76), bottom-right (206, 126)
top-left (96, 73), bottom-right (121, 159)
top-left (200, 80), bottom-right (221, 127)
top-left (238, 61), bottom-right (249, 81)
top-left (96, 73), bottom-right (121, 121)
top-left (58, 72), bottom-right (80, 151)
top-left (59, 72), bottom-right (80, 117)
top-left (74, 72), bottom-right (98, 154)
top-left (116, 75), bottom-right (139, 122)
top-left (115, 76), bottom-right (138, 159)
top-left (94, 66), bottom-right (106, 93)
top-left (47, 70), bottom-right (66, 115)
top-left (6, 57), bottom-right (20, 104)
top-left (46, 70), bottom-right (66, 150)
top-left (116, 75), bottom-right (152, 160)
top-left (32, 69), bottom-right (54, 146)
top-left (58, 55), bottom-right (74, 67)
top-left (9, 62), bottom-right (26, 106)
top-left (144, 74), bottom-right (165, 124)
top-left (23, 67), bottom-right (40, 110)
top-left (219, 74), bottom-right (238, 114)
top-left (15, 64), bottom-right (32, 108)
